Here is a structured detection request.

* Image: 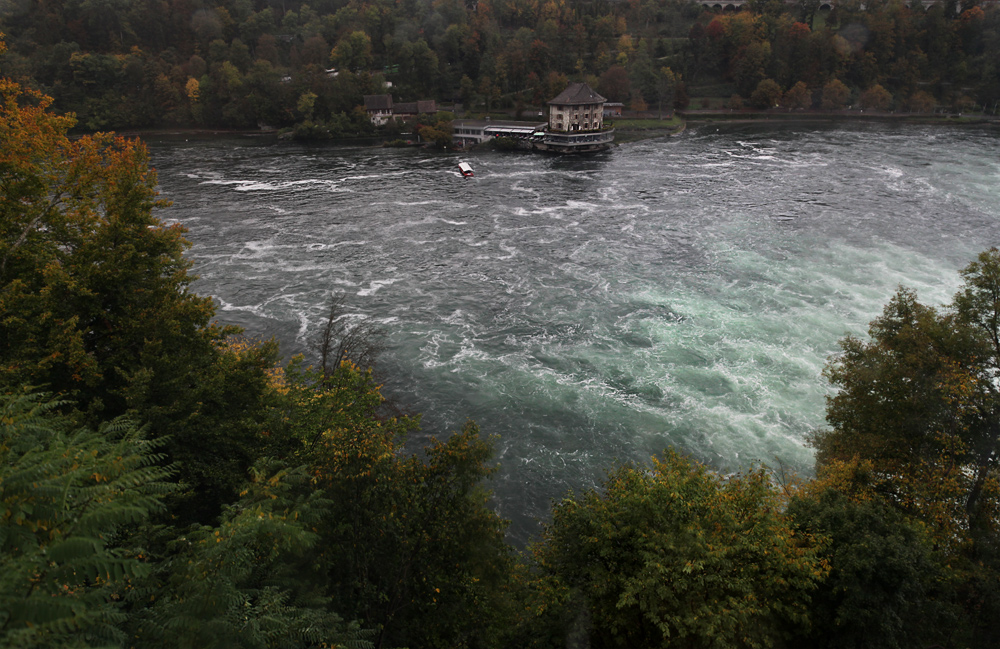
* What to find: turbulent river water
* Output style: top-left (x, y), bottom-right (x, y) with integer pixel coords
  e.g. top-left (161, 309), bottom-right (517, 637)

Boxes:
top-left (147, 121), bottom-right (1000, 543)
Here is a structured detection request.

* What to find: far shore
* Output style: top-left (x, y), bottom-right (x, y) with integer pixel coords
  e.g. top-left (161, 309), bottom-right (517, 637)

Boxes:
top-left (680, 107), bottom-right (1000, 125)
top-left (106, 108), bottom-right (999, 146)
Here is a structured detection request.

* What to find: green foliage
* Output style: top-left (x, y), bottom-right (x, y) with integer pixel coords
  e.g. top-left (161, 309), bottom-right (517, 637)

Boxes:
top-left (124, 461), bottom-right (372, 649)
top-left (527, 450), bottom-right (826, 649)
top-left (278, 359), bottom-right (517, 648)
top-left (812, 249), bottom-right (1000, 647)
top-left (1, 74), bottom-right (294, 524)
top-left (787, 487), bottom-right (950, 649)
top-left (0, 391), bottom-right (175, 648)
top-left (813, 281), bottom-right (999, 551)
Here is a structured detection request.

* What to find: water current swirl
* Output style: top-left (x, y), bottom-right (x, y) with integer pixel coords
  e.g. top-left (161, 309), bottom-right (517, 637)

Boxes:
top-left (148, 121), bottom-right (1000, 543)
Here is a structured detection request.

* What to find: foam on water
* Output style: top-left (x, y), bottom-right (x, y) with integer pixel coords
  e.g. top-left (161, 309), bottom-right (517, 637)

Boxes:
top-left (147, 123), bottom-right (1000, 544)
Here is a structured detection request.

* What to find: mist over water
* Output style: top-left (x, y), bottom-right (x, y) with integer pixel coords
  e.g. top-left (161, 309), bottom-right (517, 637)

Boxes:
top-left (148, 122), bottom-right (1000, 543)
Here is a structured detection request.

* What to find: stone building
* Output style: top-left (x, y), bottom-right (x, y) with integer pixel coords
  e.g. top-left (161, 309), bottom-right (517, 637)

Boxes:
top-left (537, 82), bottom-right (614, 153)
top-left (547, 82), bottom-right (607, 132)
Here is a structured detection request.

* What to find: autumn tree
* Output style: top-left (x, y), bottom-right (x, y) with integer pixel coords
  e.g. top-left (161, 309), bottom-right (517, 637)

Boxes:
top-left (782, 80), bottom-right (812, 109)
top-left (812, 276), bottom-right (1000, 550)
top-left (820, 78), bottom-right (850, 109)
top-left (0, 74), bottom-right (221, 405)
top-left (750, 78), bottom-right (783, 108)
top-left (907, 90), bottom-right (937, 113)
top-left (0, 70), bottom-right (297, 523)
top-left (597, 64), bottom-right (631, 103)
top-left (859, 83), bottom-right (892, 111)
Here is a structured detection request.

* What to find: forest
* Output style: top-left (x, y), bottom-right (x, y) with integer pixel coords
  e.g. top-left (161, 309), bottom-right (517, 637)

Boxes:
top-left (0, 0), bottom-right (999, 138)
top-left (2, 6), bottom-right (1000, 646)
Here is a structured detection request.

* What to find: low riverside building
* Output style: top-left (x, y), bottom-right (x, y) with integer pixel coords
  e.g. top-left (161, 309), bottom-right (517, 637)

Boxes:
top-left (452, 119), bottom-right (546, 148)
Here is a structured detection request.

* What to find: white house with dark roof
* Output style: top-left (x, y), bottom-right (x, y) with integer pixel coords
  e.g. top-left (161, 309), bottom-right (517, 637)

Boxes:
top-left (363, 94), bottom-right (393, 126)
top-left (364, 95), bottom-right (438, 125)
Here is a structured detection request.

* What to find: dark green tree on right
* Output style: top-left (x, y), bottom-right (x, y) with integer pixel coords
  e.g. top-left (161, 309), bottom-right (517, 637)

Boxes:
top-left (808, 248), bottom-right (1000, 648)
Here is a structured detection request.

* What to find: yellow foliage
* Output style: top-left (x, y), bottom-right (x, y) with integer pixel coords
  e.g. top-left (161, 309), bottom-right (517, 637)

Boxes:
top-left (185, 77), bottom-right (200, 103)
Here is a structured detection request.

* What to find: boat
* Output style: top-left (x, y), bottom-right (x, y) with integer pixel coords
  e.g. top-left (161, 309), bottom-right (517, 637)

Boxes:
top-left (458, 162), bottom-right (474, 177)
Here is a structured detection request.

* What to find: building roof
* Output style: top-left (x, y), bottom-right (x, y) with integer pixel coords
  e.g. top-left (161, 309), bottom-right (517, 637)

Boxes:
top-left (394, 100), bottom-right (438, 115)
top-left (548, 82), bottom-right (606, 106)
top-left (453, 119), bottom-right (547, 128)
top-left (363, 94), bottom-right (393, 111)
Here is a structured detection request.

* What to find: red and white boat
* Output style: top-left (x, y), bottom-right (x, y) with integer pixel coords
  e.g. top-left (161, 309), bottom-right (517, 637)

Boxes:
top-left (458, 162), bottom-right (474, 177)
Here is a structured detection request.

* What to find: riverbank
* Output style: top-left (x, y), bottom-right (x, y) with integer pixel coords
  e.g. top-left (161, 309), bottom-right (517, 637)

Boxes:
top-left (606, 108), bottom-right (1000, 145)
top-left (109, 109), bottom-right (998, 149)
top-left (679, 108), bottom-right (1000, 127)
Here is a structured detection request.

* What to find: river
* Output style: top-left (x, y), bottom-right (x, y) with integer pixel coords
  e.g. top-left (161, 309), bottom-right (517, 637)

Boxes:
top-left (147, 121), bottom-right (1000, 543)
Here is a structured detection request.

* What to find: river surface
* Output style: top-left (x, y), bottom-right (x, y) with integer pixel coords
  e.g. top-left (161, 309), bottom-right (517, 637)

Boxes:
top-left (147, 122), bottom-right (1000, 543)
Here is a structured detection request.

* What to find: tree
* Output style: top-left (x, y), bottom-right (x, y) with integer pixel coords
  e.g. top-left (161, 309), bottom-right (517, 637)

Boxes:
top-left (416, 123), bottom-right (453, 148)
top-left (0, 75), bottom-right (225, 416)
top-left (1, 68), bottom-right (291, 525)
top-left (750, 78), bottom-right (783, 108)
top-left (810, 252), bottom-right (1000, 646)
top-left (528, 450), bottom-right (825, 649)
top-left (123, 460), bottom-right (374, 649)
top-left (782, 81), bottom-right (812, 109)
top-left (597, 64), bottom-right (631, 103)
top-left (907, 90), bottom-right (937, 113)
top-left (812, 279), bottom-right (1000, 549)
top-left (821, 78), bottom-right (850, 109)
top-left (267, 355), bottom-right (516, 649)
top-left (732, 40), bottom-right (773, 97)
top-left (859, 83), bottom-right (892, 111)
top-left (787, 485), bottom-right (950, 649)
top-left (951, 248), bottom-right (1000, 536)
top-left (331, 31), bottom-right (373, 72)
top-left (657, 66), bottom-right (678, 117)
